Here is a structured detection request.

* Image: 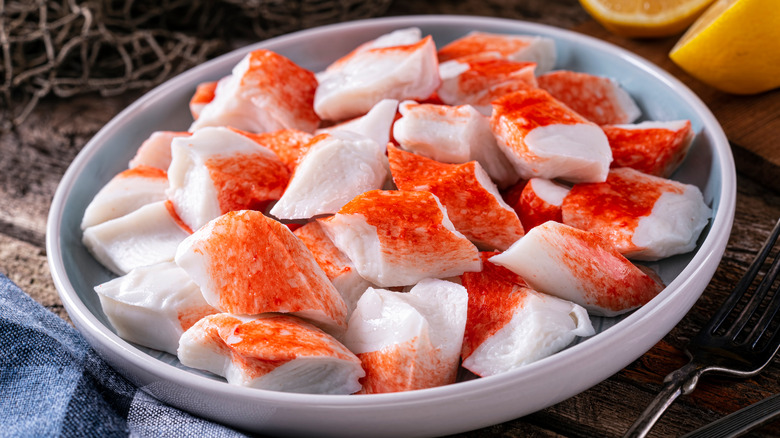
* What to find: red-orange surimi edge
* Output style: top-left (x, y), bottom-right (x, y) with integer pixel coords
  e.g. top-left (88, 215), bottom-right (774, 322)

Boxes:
top-left (562, 168), bottom-right (684, 252)
top-left (205, 151), bottom-right (290, 215)
top-left (357, 335), bottom-right (454, 394)
top-left (518, 180), bottom-right (563, 231)
top-left (329, 36), bottom-right (434, 73)
top-left (388, 145), bottom-right (524, 250)
top-left (240, 49), bottom-right (320, 129)
top-left (437, 33), bottom-right (533, 63)
top-left (456, 59), bottom-right (537, 95)
top-left (537, 70), bottom-right (630, 126)
top-left (461, 252), bottom-right (529, 359)
top-left (547, 223), bottom-right (663, 311)
top-left (191, 81), bottom-right (217, 105)
top-left (336, 190), bottom-right (479, 267)
top-left (164, 199), bottom-right (194, 235)
top-left (294, 222), bottom-right (353, 281)
top-left (230, 127), bottom-right (314, 173)
top-left (117, 165), bottom-right (167, 180)
top-left (604, 121), bottom-right (693, 177)
top-left (198, 211), bottom-right (346, 323)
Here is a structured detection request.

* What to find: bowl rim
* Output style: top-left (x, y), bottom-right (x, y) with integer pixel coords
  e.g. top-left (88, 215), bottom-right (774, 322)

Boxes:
top-left (46, 14), bottom-right (736, 410)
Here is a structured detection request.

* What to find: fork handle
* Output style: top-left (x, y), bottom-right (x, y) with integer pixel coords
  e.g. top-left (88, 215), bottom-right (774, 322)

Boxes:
top-left (623, 362), bottom-right (705, 438)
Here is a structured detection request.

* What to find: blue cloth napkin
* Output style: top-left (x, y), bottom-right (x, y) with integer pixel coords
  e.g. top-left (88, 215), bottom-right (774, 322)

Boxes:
top-left (0, 272), bottom-right (250, 437)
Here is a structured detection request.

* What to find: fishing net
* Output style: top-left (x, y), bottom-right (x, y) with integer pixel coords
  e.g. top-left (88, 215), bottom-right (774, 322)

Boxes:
top-left (0, 0), bottom-right (393, 125)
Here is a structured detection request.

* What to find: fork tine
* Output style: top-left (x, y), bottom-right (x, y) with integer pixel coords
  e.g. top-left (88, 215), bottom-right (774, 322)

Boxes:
top-left (708, 218), bottom-right (780, 335)
top-left (748, 278), bottom-right (780, 350)
top-left (728, 235), bottom-right (780, 340)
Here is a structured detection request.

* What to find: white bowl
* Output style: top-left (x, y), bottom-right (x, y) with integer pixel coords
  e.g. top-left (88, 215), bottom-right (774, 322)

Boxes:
top-left (47, 15), bottom-right (735, 437)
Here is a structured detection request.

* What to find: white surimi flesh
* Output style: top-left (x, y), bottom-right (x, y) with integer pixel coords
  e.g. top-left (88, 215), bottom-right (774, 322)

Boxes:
top-left (94, 261), bottom-right (216, 355)
top-left (270, 131), bottom-right (388, 220)
top-left (343, 278), bottom-right (468, 393)
top-left (82, 201), bottom-right (191, 276)
top-left (178, 313), bottom-right (364, 394)
top-left (81, 166), bottom-right (168, 230)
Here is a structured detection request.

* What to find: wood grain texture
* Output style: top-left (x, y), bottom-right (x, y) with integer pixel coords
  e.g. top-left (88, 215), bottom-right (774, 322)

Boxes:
top-left (1, 0), bottom-right (779, 436)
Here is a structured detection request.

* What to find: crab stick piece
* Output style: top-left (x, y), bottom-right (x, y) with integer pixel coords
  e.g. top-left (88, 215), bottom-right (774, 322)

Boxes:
top-left (294, 221), bottom-right (373, 316)
top-left (343, 278), bottom-right (468, 393)
top-left (269, 131), bottom-right (387, 220)
top-left (319, 190), bottom-right (481, 287)
top-left (490, 221), bottom-right (664, 316)
top-left (81, 166), bottom-right (168, 229)
top-left (128, 131), bottom-right (191, 170)
top-left (190, 49), bottom-right (320, 134)
top-left (230, 128), bottom-right (314, 174)
top-left (562, 167), bottom-right (711, 260)
top-left (437, 59), bottom-right (538, 115)
top-left (175, 210), bottom-right (348, 335)
top-left (178, 313), bottom-right (364, 394)
top-left (82, 201), bottom-right (191, 276)
top-left (460, 252), bottom-right (594, 377)
top-left (323, 27), bottom-right (423, 74)
top-left (166, 126), bottom-right (290, 232)
top-left (316, 99), bottom-right (399, 148)
top-left (388, 145), bottom-right (524, 250)
top-left (95, 261), bottom-right (218, 355)
top-left (513, 178), bottom-right (570, 231)
top-left (537, 70), bottom-right (641, 126)
top-left (314, 35), bottom-right (440, 121)
top-left (392, 101), bottom-right (519, 187)
top-left (603, 120), bottom-right (694, 178)
top-left (189, 80), bottom-right (218, 120)
top-left (437, 31), bottom-right (557, 74)
top-left (491, 88), bottom-right (612, 183)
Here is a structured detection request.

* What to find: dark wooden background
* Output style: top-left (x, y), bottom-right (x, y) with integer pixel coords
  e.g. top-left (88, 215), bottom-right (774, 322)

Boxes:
top-left (1, 0), bottom-right (779, 436)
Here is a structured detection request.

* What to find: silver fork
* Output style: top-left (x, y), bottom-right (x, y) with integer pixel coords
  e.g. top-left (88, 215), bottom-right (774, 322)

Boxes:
top-left (624, 217), bottom-right (780, 438)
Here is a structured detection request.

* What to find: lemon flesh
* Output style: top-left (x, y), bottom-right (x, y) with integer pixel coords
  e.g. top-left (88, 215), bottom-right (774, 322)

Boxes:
top-left (670, 0), bottom-right (780, 94)
top-left (578, 0), bottom-right (716, 38)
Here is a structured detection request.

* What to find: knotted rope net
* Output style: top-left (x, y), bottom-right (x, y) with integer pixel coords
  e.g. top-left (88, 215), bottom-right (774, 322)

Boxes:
top-left (0, 0), bottom-right (392, 125)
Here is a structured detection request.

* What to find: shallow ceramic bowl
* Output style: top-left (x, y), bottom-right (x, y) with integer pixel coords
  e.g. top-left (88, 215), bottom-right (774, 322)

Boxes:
top-left (47, 15), bottom-right (736, 437)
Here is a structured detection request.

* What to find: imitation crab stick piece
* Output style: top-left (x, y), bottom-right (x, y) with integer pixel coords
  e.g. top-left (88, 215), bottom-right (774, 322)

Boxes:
top-left (189, 80), bottom-right (218, 120)
top-left (536, 70), bottom-right (641, 126)
top-left (491, 88), bottom-right (612, 183)
top-left (82, 201), bottom-right (191, 276)
top-left (316, 98), bottom-right (399, 149)
top-left (437, 59), bottom-right (538, 115)
top-left (603, 120), bottom-right (694, 178)
top-left (314, 35), bottom-right (440, 121)
top-left (294, 221), bottom-right (373, 316)
top-left (269, 131), bottom-right (387, 220)
top-left (460, 252), bottom-right (593, 377)
top-left (175, 210), bottom-right (349, 334)
top-left (388, 145), bottom-right (524, 251)
top-left (513, 178), bottom-right (570, 231)
top-left (490, 221), bottom-right (664, 316)
top-left (319, 190), bottom-right (481, 287)
top-left (343, 278), bottom-right (468, 394)
top-left (166, 126), bottom-right (290, 232)
top-left (178, 313), bottom-right (364, 394)
top-left (230, 127), bottom-right (313, 174)
top-left (437, 31), bottom-right (557, 74)
top-left (190, 49), bottom-right (320, 134)
top-left (392, 101), bottom-right (519, 187)
top-left (94, 261), bottom-right (218, 355)
top-left (128, 131), bottom-right (191, 170)
top-left (561, 167), bottom-right (711, 261)
top-left (81, 166), bottom-right (168, 229)
top-left (323, 27), bottom-right (423, 74)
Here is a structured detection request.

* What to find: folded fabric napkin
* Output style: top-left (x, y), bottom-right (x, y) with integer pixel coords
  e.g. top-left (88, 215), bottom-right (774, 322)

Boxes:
top-left (0, 272), bottom-right (249, 437)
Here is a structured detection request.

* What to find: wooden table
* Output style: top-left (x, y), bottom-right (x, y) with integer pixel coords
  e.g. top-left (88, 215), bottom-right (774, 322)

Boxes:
top-left (2, 0), bottom-right (779, 436)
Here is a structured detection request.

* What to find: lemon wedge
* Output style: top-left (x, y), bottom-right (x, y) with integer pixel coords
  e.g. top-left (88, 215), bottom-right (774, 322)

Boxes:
top-left (578, 0), bottom-right (716, 38)
top-left (670, 0), bottom-right (780, 94)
